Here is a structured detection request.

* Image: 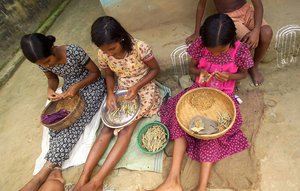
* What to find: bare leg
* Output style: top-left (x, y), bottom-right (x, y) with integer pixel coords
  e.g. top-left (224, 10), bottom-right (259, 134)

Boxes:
top-left (19, 161), bottom-right (55, 191)
top-left (78, 120), bottom-right (139, 191)
top-left (151, 137), bottom-right (187, 191)
top-left (38, 168), bottom-right (64, 191)
top-left (73, 126), bottom-right (114, 190)
top-left (249, 25), bottom-right (273, 86)
top-left (195, 162), bottom-right (213, 191)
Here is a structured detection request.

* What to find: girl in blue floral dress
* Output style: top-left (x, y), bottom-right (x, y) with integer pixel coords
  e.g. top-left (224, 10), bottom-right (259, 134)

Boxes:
top-left (20, 33), bottom-right (106, 191)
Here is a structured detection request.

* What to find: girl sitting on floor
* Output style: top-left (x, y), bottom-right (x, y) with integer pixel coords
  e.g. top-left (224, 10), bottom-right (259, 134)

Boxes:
top-left (20, 33), bottom-right (106, 191)
top-left (74, 16), bottom-right (161, 191)
top-left (153, 13), bottom-right (253, 191)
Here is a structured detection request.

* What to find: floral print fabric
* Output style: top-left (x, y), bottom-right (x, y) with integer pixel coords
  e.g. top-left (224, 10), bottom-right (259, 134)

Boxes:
top-left (97, 39), bottom-right (160, 119)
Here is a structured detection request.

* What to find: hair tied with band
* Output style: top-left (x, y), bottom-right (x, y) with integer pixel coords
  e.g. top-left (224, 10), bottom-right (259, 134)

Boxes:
top-left (46, 35), bottom-right (56, 45)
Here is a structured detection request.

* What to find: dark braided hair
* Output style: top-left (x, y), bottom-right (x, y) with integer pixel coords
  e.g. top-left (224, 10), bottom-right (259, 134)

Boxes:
top-left (91, 16), bottom-right (133, 52)
top-left (20, 33), bottom-right (56, 63)
top-left (200, 13), bottom-right (236, 48)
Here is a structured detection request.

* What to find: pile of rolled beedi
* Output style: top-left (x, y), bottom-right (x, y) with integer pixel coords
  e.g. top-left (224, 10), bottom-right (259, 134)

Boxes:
top-left (141, 125), bottom-right (167, 152)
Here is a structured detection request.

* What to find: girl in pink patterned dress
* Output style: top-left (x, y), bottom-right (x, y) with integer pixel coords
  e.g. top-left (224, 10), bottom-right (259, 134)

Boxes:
top-left (154, 14), bottom-right (254, 191)
top-left (74, 16), bottom-right (160, 191)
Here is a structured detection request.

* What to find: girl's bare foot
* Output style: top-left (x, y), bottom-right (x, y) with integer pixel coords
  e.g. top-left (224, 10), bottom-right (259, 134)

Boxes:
top-left (194, 186), bottom-right (206, 191)
top-left (20, 168), bottom-right (52, 191)
top-left (73, 175), bottom-right (90, 191)
top-left (78, 179), bottom-right (103, 191)
top-left (195, 186), bottom-right (207, 191)
top-left (149, 179), bottom-right (183, 191)
top-left (19, 177), bottom-right (43, 191)
top-left (249, 67), bottom-right (264, 86)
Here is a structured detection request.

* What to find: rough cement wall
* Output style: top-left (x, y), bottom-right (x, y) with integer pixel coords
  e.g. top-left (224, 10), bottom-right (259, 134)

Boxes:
top-left (100, 0), bottom-right (300, 36)
top-left (100, 0), bottom-right (300, 70)
top-left (100, 0), bottom-right (211, 32)
top-left (0, 0), bottom-right (63, 70)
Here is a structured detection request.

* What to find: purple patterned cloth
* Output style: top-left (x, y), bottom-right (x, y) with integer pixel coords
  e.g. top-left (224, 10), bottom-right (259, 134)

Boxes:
top-left (41, 109), bottom-right (70, 124)
top-left (160, 38), bottom-right (252, 163)
top-left (160, 84), bottom-right (249, 162)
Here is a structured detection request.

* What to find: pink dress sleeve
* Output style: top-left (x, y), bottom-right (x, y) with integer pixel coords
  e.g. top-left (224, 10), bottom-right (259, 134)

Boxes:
top-left (187, 38), bottom-right (205, 61)
top-left (235, 42), bottom-right (254, 70)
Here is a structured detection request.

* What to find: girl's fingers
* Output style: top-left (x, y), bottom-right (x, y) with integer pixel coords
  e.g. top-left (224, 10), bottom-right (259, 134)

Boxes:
top-left (124, 93), bottom-right (131, 100)
top-left (215, 73), bottom-right (227, 82)
top-left (198, 76), bottom-right (205, 83)
top-left (49, 96), bottom-right (61, 101)
top-left (53, 97), bottom-right (62, 101)
top-left (61, 93), bottom-right (67, 99)
top-left (49, 93), bottom-right (62, 101)
top-left (61, 93), bottom-right (73, 100)
top-left (214, 73), bottom-right (222, 79)
top-left (241, 36), bottom-right (248, 42)
top-left (53, 92), bottom-right (62, 97)
top-left (253, 42), bottom-right (258, 49)
top-left (125, 91), bottom-right (136, 101)
top-left (107, 103), bottom-right (115, 111)
top-left (214, 75), bottom-right (222, 81)
top-left (125, 94), bottom-right (134, 101)
top-left (109, 99), bottom-right (117, 110)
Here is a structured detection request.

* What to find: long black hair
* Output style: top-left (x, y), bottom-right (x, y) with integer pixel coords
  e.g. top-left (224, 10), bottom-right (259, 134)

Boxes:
top-left (20, 33), bottom-right (56, 63)
top-left (200, 13), bottom-right (236, 48)
top-left (91, 16), bottom-right (133, 52)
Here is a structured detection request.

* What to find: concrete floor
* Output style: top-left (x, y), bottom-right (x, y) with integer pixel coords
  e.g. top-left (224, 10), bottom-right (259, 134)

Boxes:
top-left (0, 0), bottom-right (300, 190)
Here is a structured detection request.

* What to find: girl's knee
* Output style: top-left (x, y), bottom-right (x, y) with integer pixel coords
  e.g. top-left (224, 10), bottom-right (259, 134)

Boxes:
top-left (260, 25), bottom-right (273, 42)
top-left (39, 178), bottom-right (64, 191)
top-left (118, 125), bottom-right (136, 137)
top-left (118, 128), bottom-right (132, 137)
top-left (47, 169), bottom-right (64, 182)
top-left (101, 126), bottom-right (114, 135)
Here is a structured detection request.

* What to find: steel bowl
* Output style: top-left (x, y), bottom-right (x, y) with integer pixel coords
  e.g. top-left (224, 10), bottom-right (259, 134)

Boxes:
top-left (100, 90), bottom-right (141, 128)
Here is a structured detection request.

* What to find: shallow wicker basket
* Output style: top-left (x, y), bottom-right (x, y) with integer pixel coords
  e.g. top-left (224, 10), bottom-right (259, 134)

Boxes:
top-left (41, 95), bottom-right (85, 131)
top-left (176, 87), bottom-right (236, 140)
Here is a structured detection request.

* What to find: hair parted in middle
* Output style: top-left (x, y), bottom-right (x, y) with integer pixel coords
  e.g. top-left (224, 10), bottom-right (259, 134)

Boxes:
top-left (20, 33), bottom-right (56, 63)
top-left (91, 16), bottom-right (133, 52)
top-left (200, 13), bottom-right (237, 48)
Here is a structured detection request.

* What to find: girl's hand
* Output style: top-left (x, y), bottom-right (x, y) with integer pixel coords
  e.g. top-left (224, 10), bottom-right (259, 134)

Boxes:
top-left (186, 33), bottom-right (198, 44)
top-left (125, 86), bottom-right (138, 101)
top-left (106, 94), bottom-right (117, 111)
top-left (198, 70), bottom-right (212, 84)
top-left (241, 29), bottom-right (260, 49)
top-left (48, 90), bottom-right (62, 101)
top-left (61, 85), bottom-right (78, 99)
top-left (214, 72), bottom-right (231, 82)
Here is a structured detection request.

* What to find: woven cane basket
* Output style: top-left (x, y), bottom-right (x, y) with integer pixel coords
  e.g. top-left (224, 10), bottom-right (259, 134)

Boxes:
top-left (176, 87), bottom-right (236, 140)
top-left (41, 95), bottom-right (85, 131)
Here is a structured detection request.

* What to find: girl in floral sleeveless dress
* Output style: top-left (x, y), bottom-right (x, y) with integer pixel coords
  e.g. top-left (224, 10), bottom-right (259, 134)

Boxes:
top-left (74, 16), bottom-right (160, 191)
top-left (154, 14), bottom-right (254, 191)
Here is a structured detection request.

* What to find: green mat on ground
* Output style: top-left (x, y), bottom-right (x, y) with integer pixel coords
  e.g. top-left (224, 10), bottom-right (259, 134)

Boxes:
top-left (98, 82), bottom-right (171, 173)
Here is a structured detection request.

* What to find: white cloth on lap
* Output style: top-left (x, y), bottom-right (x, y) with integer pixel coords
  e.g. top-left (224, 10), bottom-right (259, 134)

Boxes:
top-left (33, 82), bottom-right (171, 174)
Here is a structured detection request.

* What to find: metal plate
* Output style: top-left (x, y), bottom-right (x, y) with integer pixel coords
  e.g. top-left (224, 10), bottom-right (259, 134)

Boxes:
top-left (100, 90), bottom-right (141, 128)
